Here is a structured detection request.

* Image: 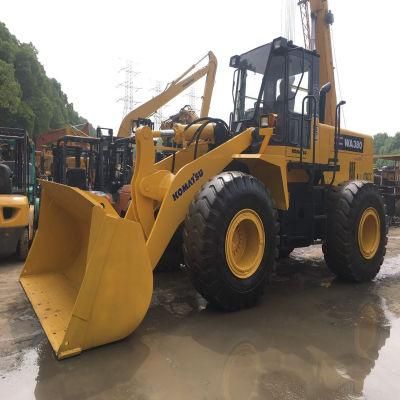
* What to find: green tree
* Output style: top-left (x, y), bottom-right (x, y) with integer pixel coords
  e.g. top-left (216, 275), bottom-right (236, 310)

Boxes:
top-left (373, 133), bottom-right (388, 154)
top-left (0, 21), bottom-right (88, 137)
top-left (0, 59), bottom-right (21, 112)
top-left (392, 132), bottom-right (400, 151)
top-left (373, 132), bottom-right (400, 167)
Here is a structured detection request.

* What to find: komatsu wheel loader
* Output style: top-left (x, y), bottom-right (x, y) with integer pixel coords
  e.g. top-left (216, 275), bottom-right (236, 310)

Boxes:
top-left (20, 1), bottom-right (388, 359)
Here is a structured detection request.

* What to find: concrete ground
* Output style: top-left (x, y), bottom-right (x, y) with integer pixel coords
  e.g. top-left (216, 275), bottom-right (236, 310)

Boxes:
top-left (1, 228), bottom-right (400, 400)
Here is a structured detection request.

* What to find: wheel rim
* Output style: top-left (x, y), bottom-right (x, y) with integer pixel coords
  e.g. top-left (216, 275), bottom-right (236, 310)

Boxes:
top-left (358, 207), bottom-right (381, 260)
top-left (225, 209), bottom-right (265, 279)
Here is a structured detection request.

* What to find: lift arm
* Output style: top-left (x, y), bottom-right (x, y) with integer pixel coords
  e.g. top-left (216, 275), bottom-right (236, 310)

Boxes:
top-left (117, 52), bottom-right (218, 137)
top-left (309, 0), bottom-right (337, 126)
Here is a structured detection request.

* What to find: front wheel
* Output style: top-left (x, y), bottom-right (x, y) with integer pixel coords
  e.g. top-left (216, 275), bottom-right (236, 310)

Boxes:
top-left (324, 181), bottom-right (388, 282)
top-left (183, 172), bottom-right (279, 310)
top-left (16, 228), bottom-right (29, 261)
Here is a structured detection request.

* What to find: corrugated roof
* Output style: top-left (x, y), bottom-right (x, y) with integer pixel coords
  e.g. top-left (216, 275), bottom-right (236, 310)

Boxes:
top-left (374, 154), bottom-right (400, 161)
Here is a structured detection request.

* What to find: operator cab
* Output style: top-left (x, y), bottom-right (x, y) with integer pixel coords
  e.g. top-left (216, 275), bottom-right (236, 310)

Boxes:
top-left (0, 128), bottom-right (35, 197)
top-left (230, 37), bottom-right (320, 149)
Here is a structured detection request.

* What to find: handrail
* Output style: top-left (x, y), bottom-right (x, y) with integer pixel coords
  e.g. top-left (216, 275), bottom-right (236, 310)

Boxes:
top-left (329, 100), bottom-right (346, 185)
top-left (299, 95), bottom-right (317, 165)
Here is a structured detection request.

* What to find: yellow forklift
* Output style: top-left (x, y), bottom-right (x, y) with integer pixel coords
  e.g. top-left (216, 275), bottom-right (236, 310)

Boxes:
top-left (0, 127), bottom-right (38, 260)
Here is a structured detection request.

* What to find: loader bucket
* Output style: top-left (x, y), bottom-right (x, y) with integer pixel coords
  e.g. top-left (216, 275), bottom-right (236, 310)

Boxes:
top-left (20, 181), bottom-right (153, 359)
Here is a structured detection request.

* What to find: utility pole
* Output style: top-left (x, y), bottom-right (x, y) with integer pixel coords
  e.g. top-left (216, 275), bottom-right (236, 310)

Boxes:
top-left (187, 86), bottom-right (199, 114)
top-left (152, 80), bottom-right (164, 130)
top-left (117, 60), bottom-right (141, 118)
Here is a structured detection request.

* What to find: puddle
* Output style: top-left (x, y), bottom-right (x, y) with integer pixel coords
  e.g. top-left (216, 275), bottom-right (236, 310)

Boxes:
top-left (1, 228), bottom-right (400, 399)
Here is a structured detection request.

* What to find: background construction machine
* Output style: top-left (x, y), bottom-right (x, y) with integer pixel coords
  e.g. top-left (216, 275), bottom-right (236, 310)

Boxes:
top-left (50, 128), bottom-right (134, 211)
top-left (46, 53), bottom-right (216, 218)
top-left (0, 127), bottom-right (38, 260)
top-left (20, 0), bottom-right (388, 359)
top-left (117, 51), bottom-right (217, 137)
top-left (35, 123), bottom-right (91, 179)
top-left (373, 154), bottom-right (400, 222)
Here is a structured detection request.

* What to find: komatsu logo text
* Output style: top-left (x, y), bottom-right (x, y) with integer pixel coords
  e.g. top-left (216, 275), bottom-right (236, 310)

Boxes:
top-left (172, 169), bottom-right (204, 201)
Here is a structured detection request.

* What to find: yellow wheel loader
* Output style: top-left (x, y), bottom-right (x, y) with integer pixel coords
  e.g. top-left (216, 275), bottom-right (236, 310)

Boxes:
top-left (21, 8), bottom-right (388, 358)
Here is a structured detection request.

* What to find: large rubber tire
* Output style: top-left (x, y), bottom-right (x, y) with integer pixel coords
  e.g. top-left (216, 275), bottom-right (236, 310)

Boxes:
top-left (324, 181), bottom-right (388, 282)
top-left (183, 172), bottom-right (279, 311)
top-left (16, 228), bottom-right (29, 261)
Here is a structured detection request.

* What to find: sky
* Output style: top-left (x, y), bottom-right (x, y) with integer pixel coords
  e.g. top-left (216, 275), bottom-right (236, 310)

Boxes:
top-left (2, 0), bottom-right (400, 136)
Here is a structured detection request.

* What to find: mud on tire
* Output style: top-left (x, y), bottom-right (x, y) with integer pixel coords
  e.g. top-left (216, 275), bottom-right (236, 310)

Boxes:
top-left (183, 172), bottom-right (279, 311)
top-left (16, 228), bottom-right (29, 261)
top-left (324, 181), bottom-right (388, 282)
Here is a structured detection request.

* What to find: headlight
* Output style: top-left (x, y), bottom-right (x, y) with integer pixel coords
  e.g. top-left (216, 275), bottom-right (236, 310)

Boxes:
top-left (229, 55), bottom-right (240, 68)
top-left (272, 37), bottom-right (288, 52)
top-left (259, 115), bottom-right (269, 128)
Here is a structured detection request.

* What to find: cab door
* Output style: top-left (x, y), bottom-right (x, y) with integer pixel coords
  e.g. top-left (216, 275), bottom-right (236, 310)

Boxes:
top-left (285, 50), bottom-right (314, 161)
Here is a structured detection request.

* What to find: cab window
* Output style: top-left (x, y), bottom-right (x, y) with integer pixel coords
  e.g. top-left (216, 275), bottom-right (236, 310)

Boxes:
top-left (288, 53), bottom-right (311, 115)
top-left (287, 52), bottom-right (312, 147)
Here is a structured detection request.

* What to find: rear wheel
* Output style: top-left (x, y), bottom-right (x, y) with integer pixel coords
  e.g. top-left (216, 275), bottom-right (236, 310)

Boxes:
top-left (16, 228), bottom-right (29, 261)
top-left (324, 181), bottom-right (387, 282)
top-left (183, 172), bottom-right (279, 310)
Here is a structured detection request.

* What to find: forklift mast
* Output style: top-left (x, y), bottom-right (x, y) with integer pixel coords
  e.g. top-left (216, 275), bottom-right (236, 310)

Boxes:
top-left (0, 127), bottom-right (35, 202)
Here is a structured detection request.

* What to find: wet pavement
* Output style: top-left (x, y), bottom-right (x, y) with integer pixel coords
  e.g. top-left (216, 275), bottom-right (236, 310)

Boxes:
top-left (1, 228), bottom-right (400, 400)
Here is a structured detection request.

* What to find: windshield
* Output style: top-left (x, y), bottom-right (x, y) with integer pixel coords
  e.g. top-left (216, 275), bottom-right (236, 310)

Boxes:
top-left (233, 44), bottom-right (311, 125)
top-left (239, 43), bottom-right (271, 74)
top-left (233, 44), bottom-right (271, 122)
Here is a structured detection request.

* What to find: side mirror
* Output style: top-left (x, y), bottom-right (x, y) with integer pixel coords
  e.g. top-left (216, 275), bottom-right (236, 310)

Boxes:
top-left (319, 82), bottom-right (332, 124)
